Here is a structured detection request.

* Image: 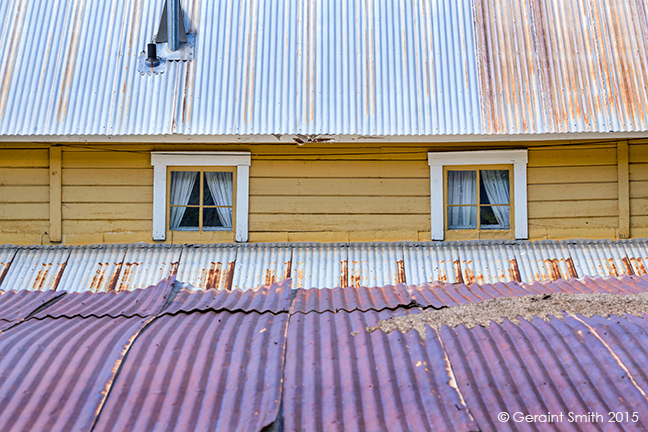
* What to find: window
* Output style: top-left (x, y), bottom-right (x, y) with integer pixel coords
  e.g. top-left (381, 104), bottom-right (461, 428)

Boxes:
top-left (151, 152), bottom-right (251, 242)
top-left (428, 150), bottom-right (527, 240)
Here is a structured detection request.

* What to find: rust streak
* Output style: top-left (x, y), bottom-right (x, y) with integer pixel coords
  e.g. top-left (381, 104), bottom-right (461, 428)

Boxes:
top-left (203, 262), bottom-right (222, 290)
top-left (453, 260), bottom-right (464, 285)
top-left (265, 270), bottom-right (275, 286)
top-left (225, 262), bottom-right (236, 291)
top-left (33, 264), bottom-right (52, 292)
top-left (107, 262), bottom-right (123, 292)
top-left (545, 259), bottom-right (561, 281)
top-left (283, 261), bottom-right (292, 281)
top-left (396, 260), bottom-right (406, 284)
top-left (170, 261), bottom-right (179, 277)
top-left (608, 259), bottom-right (619, 277)
top-left (509, 258), bottom-right (522, 282)
top-left (438, 269), bottom-right (448, 284)
top-left (89, 263), bottom-right (107, 293)
top-left (117, 263), bottom-right (139, 292)
top-left (51, 261), bottom-right (67, 291)
top-left (631, 257), bottom-right (647, 276)
top-left (340, 260), bottom-right (348, 288)
top-left (621, 257), bottom-right (635, 276)
top-left (565, 257), bottom-right (578, 279)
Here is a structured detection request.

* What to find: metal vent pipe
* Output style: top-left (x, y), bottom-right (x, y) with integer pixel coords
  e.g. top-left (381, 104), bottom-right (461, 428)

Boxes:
top-left (167, 0), bottom-right (180, 51)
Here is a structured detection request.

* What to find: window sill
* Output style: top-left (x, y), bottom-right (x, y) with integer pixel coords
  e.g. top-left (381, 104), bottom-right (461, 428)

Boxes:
top-left (444, 229), bottom-right (515, 241)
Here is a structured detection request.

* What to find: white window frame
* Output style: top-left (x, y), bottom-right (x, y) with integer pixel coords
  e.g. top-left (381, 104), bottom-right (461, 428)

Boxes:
top-left (151, 152), bottom-right (251, 242)
top-left (427, 150), bottom-right (528, 240)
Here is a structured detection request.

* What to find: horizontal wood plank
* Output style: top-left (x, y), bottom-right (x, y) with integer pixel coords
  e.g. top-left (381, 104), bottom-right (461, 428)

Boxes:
top-left (0, 220), bottom-right (48, 232)
top-left (528, 200), bottom-right (617, 219)
top-left (0, 203), bottom-right (49, 220)
top-left (250, 178), bottom-right (430, 196)
top-left (62, 219), bottom-right (152, 233)
top-left (528, 147), bottom-right (616, 167)
top-left (249, 196), bottom-right (430, 214)
top-left (630, 164), bottom-right (648, 181)
top-left (528, 217), bottom-right (618, 228)
top-left (0, 150), bottom-right (49, 167)
top-left (62, 203), bottom-right (151, 220)
top-left (528, 166), bottom-right (617, 184)
top-left (249, 213), bottom-right (430, 231)
top-left (62, 169), bottom-right (153, 186)
top-left (0, 168), bottom-right (49, 185)
top-left (63, 186), bottom-right (152, 203)
top-left (528, 183), bottom-right (617, 201)
top-left (0, 186), bottom-right (49, 202)
top-left (63, 150), bottom-right (152, 168)
top-left (251, 160), bottom-right (430, 178)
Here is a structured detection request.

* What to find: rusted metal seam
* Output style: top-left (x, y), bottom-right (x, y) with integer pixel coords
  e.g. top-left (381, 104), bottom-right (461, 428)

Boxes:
top-left (160, 308), bottom-right (293, 318)
top-left (289, 299), bottom-right (422, 316)
top-left (88, 316), bottom-right (159, 432)
top-left (0, 249), bottom-right (18, 288)
top-left (22, 292), bottom-right (68, 320)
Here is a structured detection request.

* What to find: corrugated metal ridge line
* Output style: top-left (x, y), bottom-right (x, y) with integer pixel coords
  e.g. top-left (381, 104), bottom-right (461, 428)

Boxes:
top-left (440, 315), bottom-right (648, 431)
top-left (93, 311), bottom-right (289, 432)
top-left (115, 244), bottom-right (182, 292)
top-left (31, 276), bottom-right (175, 320)
top-left (290, 284), bottom-right (415, 314)
top-left (413, 274), bottom-right (648, 307)
top-left (0, 315), bottom-right (153, 432)
top-left (164, 278), bottom-right (292, 315)
top-left (56, 245), bottom-right (127, 293)
top-left (0, 246), bottom-right (71, 292)
top-left (0, 289), bottom-right (65, 322)
top-left (174, 244), bottom-right (237, 290)
top-left (283, 308), bottom-right (478, 431)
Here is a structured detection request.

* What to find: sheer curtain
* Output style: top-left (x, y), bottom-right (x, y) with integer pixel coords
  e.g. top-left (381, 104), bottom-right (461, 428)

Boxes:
top-left (205, 172), bottom-right (233, 228)
top-left (447, 171), bottom-right (477, 229)
top-left (169, 171), bottom-right (198, 229)
top-left (481, 170), bottom-right (510, 228)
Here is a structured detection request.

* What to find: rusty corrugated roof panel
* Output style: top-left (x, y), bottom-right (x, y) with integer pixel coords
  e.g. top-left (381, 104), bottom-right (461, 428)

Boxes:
top-left (174, 245), bottom-right (237, 290)
top-left (56, 245), bottom-right (127, 293)
top-left (291, 244), bottom-right (347, 289)
top-left (0, 289), bottom-right (64, 322)
top-left (283, 308), bottom-right (478, 431)
top-left (32, 276), bottom-right (174, 319)
top-left (114, 245), bottom-right (182, 292)
top-left (0, 315), bottom-right (152, 432)
top-left (403, 243), bottom-right (461, 285)
top-left (567, 239), bottom-right (634, 277)
top-left (456, 241), bottom-right (520, 284)
top-left (440, 314), bottom-right (648, 431)
top-left (231, 244), bottom-right (292, 290)
top-left (347, 243), bottom-right (406, 288)
top-left (474, 0), bottom-right (648, 134)
top-left (413, 275), bottom-right (648, 307)
top-left (164, 279), bottom-right (292, 315)
top-left (93, 311), bottom-right (289, 432)
top-left (0, 247), bottom-right (17, 287)
top-left (622, 239), bottom-right (648, 276)
top-left (0, 247), bottom-right (70, 291)
top-left (290, 284), bottom-right (414, 314)
top-left (513, 240), bottom-right (578, 283)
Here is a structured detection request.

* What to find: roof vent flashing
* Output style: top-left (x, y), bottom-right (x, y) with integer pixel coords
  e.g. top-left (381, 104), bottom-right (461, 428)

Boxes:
top-left (155, 0), bottom-right (194, 61)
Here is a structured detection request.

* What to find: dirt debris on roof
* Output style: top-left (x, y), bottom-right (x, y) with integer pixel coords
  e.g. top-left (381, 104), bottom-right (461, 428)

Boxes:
top-left (367, 292), bottom-right (648, 339)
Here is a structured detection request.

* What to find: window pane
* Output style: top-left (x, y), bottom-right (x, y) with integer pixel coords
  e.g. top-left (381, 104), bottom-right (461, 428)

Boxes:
top-left (480, 170), bottom-right (509, 204)
top-left (203, 207), bottom-right (233, 230)
top-left (171, 206), bottom-right (199, 230)
top-left (170, 171), bottom-right (199, 205)
top-left (480, 205), bottom-right (510, 229)
top-left (448, 206), bottom-right (477, 229)
top-left (204, 172), bottom-right (233, 206)
top-left (447, 171), bottom-right (476, 205)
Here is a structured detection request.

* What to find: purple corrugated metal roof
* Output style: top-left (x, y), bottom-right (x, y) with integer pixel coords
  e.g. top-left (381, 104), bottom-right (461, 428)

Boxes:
top-left (0, 289), bottom-right (64, 322)
top-left (31, 276), bottom-right (175, 319)
top-left (0, 316), bottom-right (152, 432)
top-left (93, 311), bottom-right (289, 432)
top-left (413, 275), bottom-right (648, 307)
top-left (164, 278), bottom-right (292, 315)
top-left (440, 314), bottom-right (648, 431)
top-left (283, 308), bottom-right (478, 432)
top-left (290, 284), bottom-right (414, 314)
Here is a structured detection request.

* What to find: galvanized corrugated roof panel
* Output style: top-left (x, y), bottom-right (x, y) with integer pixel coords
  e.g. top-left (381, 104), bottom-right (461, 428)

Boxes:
top-left (0, 247), bottom-right (17, 286)
top-left (456, 241), bottom-right (520, 284)
top-left (622, 239), bottom-right (648, 276)
top-left (290, 284), bottom-right (413, 314)
top-left (32, 276), bottom-right (174, 319)
top-left (347, 243), bottom-right (406, 288)
top-left (0, 289), bottom-right (64, 322)
top-left (283, 308), bottom-right (478, 431)
top-left (291, 244), bottom-right (347, 289)
top-left (174, 245), bottom-right (237, 290)
top-left (512, 240), bottom-right (578, 283)
top-left (231, 244), bottom-right (292, 290)
top-left (0, 315), bottom-right (151, 432)
top-left (403, 243), bottom-right (461, 285)
top-left (115, 245), bottom-right (182, 292)
top-left (93, 311), bottom-right (289, 432)
top-left (474, 0), bottom-right (648, 134)
top-left (164, 278), bottom-right (292, 315)
top-left (0, 247), bottom-right (70, 291)
top-left (55, 245), bottom-right (127, 293)
top-left (566, 239), bottom-right (634, 278)
top-left (440, 314), bottom-right (648, 430)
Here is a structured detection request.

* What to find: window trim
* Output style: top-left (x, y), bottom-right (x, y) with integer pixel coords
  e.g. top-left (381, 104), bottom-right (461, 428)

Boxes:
top-left (428, 150), bottom-right (528, 240)
top-left (151, 152), bottom-right (251, 242)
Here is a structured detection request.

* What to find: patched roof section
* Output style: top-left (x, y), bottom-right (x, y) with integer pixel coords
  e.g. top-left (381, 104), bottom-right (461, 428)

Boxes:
top-left (290, 283), bottom-right (414, 314)
top-left (0, 289), bottom-right (64, 324)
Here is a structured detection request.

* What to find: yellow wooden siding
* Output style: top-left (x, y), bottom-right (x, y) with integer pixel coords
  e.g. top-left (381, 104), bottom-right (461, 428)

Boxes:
top-left (0, 149), bottom-right (49, 243)
top-left (2, 140), bottom-right (648, 244)
top-left (526, 145), bottom-right (619, 240)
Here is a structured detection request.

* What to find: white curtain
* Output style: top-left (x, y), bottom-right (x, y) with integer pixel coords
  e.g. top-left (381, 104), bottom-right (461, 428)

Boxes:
top-left (481, 170), bottom-right (510, 228)
top-left (169, 171), bottom-right (198, 229)
top-left (205, 172), bottom-right (233, 228)
top-left (447, 171), bottom-right (477, 229)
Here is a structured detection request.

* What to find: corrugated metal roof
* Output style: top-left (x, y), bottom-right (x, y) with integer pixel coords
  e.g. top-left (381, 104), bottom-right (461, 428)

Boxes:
top-left (56, 245), bottom-right (127, 293)
top-left (231, 244), bottom-right (292, 290)
top-left (290, 284), bottom-right (414, 314)
top-left (32, 276), bottom-right (174, 319)
top-left (283, 308), bottom-right (478, 431)
top-left (0, 247), bottom-right (17, 286)
top-left (164, 278), bottom-right (292, 315)
top-left (0, 247), bottom-right (70, 291)
top-left (2, 0), bottom-right (644, 137)
top-left (475, 0), bottom-right (648, 134)
top-left (114, 245), bottom-right (182, 292)
top-left (291, 244), bottom-right (347, 290)
top-left (440, 314), bottom-right (648, 430)
top-left (621, 239), bottom-right (648, 276)
top-left (0, 289), bottom-right (64, 322)
top-left (566, 239), bottom-right (634, 277)
top-left (347, 243), bottom-right (406, 288)
top-left (93, 311), bottom-right (288, 432)
top-left (403, 243), bottom-right (463, 285)
top-left (513, 240), bottom-right (578, 283)
top-left (0, 316), bottom-right (152, 432)
top-left (174, 245), bottom-right (236, 290)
